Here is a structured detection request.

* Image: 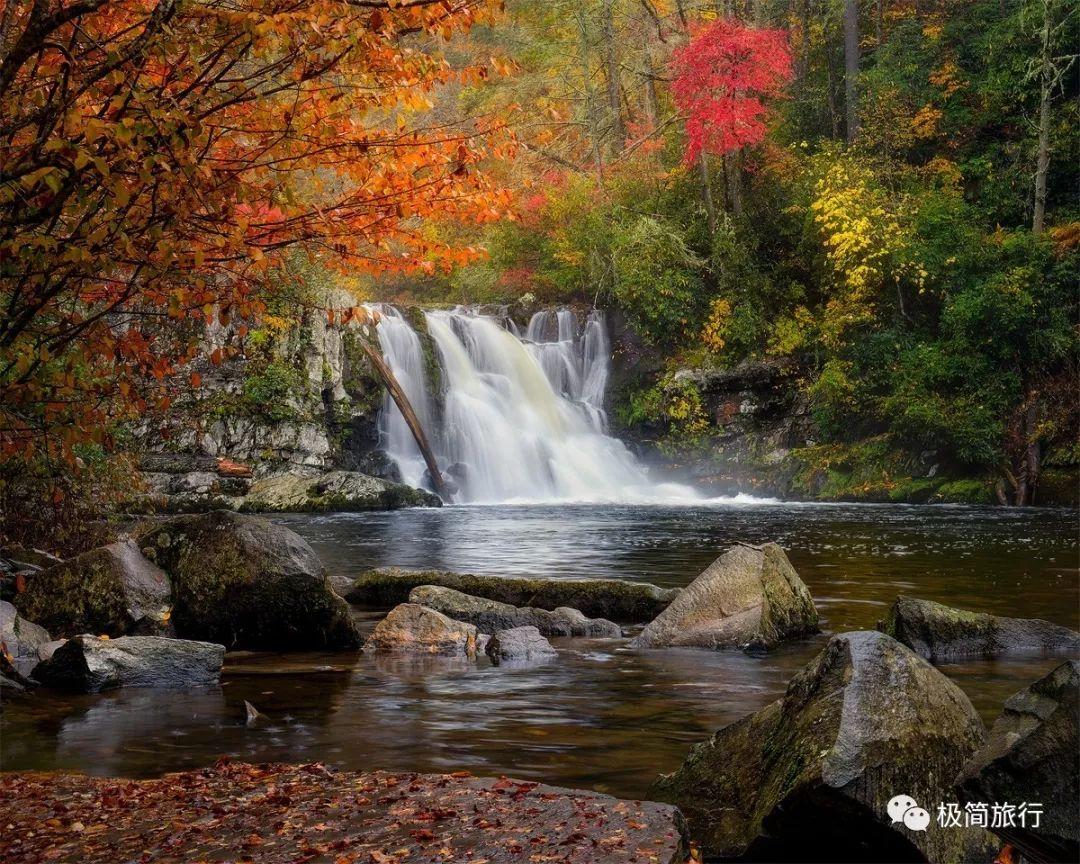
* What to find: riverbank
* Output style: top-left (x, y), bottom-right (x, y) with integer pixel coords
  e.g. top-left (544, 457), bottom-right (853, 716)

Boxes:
top-left (0, 761), bottom-right (691, 864)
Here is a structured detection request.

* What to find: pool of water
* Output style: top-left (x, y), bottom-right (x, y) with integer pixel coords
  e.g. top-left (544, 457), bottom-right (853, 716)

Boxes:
top-left (2, 503), bottom-right (1077, 800)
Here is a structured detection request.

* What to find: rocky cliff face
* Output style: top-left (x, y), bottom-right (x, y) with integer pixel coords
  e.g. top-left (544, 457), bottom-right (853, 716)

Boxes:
top-left (133, 290), bottom-right (440, 511)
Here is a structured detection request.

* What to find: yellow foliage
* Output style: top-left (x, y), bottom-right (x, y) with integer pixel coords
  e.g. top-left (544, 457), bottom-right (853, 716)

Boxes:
top-left (809, 155), bottom-right (923, 346)
top-left (700, 297), bottom-right (732, 353)
top-left (929, 61), bottom-right (964, 98)
top-left (911, 104), bottom-right (943, 140)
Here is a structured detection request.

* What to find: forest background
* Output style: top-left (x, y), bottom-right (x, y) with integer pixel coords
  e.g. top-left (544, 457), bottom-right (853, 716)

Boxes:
top-left (1, 0), bottom-right (1077, 550)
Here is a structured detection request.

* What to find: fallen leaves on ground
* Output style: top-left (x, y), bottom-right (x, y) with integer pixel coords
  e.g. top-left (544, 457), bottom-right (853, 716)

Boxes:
top-left (0, 760), bottom-right (691, 863)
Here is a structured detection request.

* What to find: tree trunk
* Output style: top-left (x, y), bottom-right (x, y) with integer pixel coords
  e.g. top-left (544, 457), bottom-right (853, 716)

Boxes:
top-left (725, 152), bottom-right (743, 217)
top-left (796, 0), bottom-right (811, 81)
top-left (699, 155), bottom-right (717, 236)
top-left (1032, 0), bottom-right (1053, 235)
top-left (577, 7), bottom-right (605, 182)
top-left (601, 0), bottom-right (625, 154)
top-left (358, 338), bottom-right (451, 501)
top-left (1013, 401), bottom-right (1042, 506)
top-left (825, 39), bottom-right (841, 139)
top-left (843, 0), bottom-right (860, 143)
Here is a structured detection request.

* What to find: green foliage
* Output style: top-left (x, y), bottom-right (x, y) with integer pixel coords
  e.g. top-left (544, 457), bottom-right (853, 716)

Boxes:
top-left (611, 216), bottom-right (706, 347)
top-left (622, 377), bottom-right (710, 456)
top-left (240, 362), bottom-right (305, 423)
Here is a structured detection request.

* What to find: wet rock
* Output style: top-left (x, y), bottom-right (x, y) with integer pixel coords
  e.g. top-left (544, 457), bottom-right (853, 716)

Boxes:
top-left (0, 556), bottom-right (40, 603)
top-left (36, 639), bottom-right (66, 664)
top-left (15, 540), bottom-right (172, 638)
top-left (0, 600), bottom-right (52, 677)
top-left (0, 761), bottom-right (690, 864)
top-left (139, 511), bottom-right (360, 650)
top-left (630, 542), bottom-right (818, 651)
top-left (33, 634), bottom-right (224, 693)
top-left (408, 585), bottom-right (622, 638)
top-left (653, 630), bottom-right (995, 863)
top-left (363, 603), bottom-right (479, 657)
top-left (486, 626), bottom-right (557, 664)
top-left (880, 596), bottom-right (1080, 661)
top-left (958, 660), bottom-right (1079, 864)
top-left (350, 567), bottom-right (676, 622)
top-left (240, 470), bottom-right (440, 512)
top-left (348, 448), bottom-right (403, 483)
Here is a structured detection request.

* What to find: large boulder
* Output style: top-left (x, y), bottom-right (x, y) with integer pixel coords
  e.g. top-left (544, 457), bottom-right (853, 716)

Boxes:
top-left (958, 660), bottom-right (1079, 864)
top-left (33, 634), bottom-right (224, 692)
top-left (16, 540), bottom-right (172, 638)
top-left (408, 585), bottom-right (622, 638)
top-left (240, 470), bottom-right (440, 512)
top-left (0, 600), bottom-right (52, 677)
top-left (880, 596), bottom-right (1080, 662)
top-left (139, 511), bottom-right (360, 650)
top-left (653, 630), bottom-right (995, 862)
top-left (486, 626), bottom-right (558, 664)
top-left (363, 603), bottom-right (479, 657)
top-left (631, 542), bottom-right (818, 651)
top-left (349, 567), bottom-right (678, 622)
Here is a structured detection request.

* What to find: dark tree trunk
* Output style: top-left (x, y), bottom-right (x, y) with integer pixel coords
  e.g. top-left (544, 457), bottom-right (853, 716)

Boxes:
top-left (843, 0), bottom-right (860, 143)
top-left (358, 336), bottom-right (452, 501)
top-left (601, 0), bottom-right (625, 154)
top-left (1032, 0), bottom-right (1053, 235)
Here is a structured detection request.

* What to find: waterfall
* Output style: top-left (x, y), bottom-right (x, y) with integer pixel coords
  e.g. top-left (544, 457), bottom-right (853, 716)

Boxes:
top-left (375, 306), bottom-right (700, 504)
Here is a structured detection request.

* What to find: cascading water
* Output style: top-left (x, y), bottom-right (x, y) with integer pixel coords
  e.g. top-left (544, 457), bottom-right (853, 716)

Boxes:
top-left (375, 306), bottom-right (700, 504)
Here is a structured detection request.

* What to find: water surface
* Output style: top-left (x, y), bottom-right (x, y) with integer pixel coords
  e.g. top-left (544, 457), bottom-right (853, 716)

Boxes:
top-left (2, 503), bottom-right (1076, 800)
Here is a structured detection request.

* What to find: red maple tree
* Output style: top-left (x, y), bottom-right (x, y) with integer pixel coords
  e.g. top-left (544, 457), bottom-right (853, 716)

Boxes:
top-left (671, 19), bottom-right (793, 163)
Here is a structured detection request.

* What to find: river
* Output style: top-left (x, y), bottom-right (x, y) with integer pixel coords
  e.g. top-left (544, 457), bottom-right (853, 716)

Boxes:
top-left (2, 502), bottom-right (1076, 800)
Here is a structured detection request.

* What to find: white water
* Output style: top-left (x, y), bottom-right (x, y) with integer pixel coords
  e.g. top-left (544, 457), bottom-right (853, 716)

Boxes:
top-left (375, 306), bottom-right (703, 504)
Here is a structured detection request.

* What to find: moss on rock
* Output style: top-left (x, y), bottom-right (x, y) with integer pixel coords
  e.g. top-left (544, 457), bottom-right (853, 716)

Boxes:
top-left (652, 630), bottom-right (995, 863)
top-left (347, 568), bottom-right (678, 622)
top-left (16, 540), bottom-right (172, 638)
top-left (138, 511), bottom-right (360, 650)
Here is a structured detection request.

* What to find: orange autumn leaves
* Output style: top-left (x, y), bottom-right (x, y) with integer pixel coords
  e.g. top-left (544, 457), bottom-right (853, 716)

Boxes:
top-left (0, 0), bottom-right (514, 460)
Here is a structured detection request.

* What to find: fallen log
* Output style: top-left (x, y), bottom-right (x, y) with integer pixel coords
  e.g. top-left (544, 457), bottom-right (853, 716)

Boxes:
top-left (356, 332), bottom-right (452, 502)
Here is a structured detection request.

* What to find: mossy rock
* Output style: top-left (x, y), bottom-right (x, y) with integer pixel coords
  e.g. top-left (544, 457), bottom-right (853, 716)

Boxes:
top-left (139, 511), bottom-right (360, 650)
top-left (347, 568), bottom-right (678, 622)
top-left (652, 630), bottom-right (996, 863)
top-left (879, 596), bottom-right (1079, 661)
top-left (239, 471), bottom-right (440, 513)
top-left (958, 660), bottom-right (1079, 863)
top-left (16, 540), bottom-right (172, 638)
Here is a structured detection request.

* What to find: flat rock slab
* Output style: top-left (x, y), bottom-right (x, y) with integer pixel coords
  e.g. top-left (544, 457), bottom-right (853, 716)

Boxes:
top-left (0, 762), bottom-right (690, 864)
top-left (349, 567), bottom-right (678, 622)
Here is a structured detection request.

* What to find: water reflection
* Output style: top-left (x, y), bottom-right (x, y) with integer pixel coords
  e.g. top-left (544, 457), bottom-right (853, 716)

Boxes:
top-left (2, 504), bottom-right (1076, 800)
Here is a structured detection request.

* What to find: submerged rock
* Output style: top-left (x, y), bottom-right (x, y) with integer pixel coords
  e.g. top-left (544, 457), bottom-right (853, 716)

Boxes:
top-left (33, 634), bottom-right (224, 692)
top-left (880, 596), bottom-right (1080, 661)
top-left (486, 626), bottom-right (558, 664)
top-left (240, 470), bottom-right (440, 512)
top-left (0, 761), bottom-right (690, 864)
top-left (653, 630), bottom-right (994, 863)
top-left (408, 585), bottom-right (622, 638)
top-left (350, 567), bottom-right (676, 622)
top-left (16, 539), bottom-right (172, 638)
top-left (363, 603), bottom-right (480, 657)
top-left (0, 600), bottom-right (52, 677)
top-left (139, 511), bottom-right (361, 650)
top-left (958, 660), bottom-right (1079, 864)
top-left (631, 542), bottom-right (818, 651)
